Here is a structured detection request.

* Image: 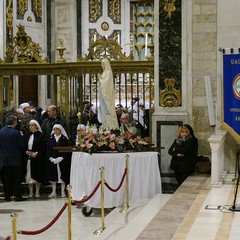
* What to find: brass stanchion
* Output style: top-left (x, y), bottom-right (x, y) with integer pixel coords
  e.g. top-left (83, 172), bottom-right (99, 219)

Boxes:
top-left (120, 154), bottom-right (130, 213)
top-left (94, 167), bottom-right (106, 235)
top-left (67, 185), bottom-right (72, 240)
top-left (11, 212), bottom-right (18, 240)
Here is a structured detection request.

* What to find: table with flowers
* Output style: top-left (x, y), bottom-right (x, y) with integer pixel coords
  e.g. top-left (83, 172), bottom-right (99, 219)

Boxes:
top-left (70, 151), bottom-right (162, 208)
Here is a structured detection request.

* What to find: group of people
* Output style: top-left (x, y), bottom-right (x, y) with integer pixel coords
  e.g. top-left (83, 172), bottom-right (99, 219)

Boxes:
top-left (0, 59), bottom-right (198, 202)
top-left (0, 104), bottom-right (71, 201)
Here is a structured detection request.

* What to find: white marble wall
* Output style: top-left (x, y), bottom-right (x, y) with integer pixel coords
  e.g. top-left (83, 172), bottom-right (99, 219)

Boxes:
top-left (153, 0), bottom-right (240, 174)
top-left (81, 1), bottom-right (130, 58)
top-left (53, 0), bottom-right (77, 62)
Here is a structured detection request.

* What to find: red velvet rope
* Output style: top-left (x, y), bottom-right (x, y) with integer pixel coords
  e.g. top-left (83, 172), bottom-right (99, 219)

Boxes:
top-left (73, 181), bottom-right (101, 204)
top-left (19, 202), bottom-right (68, 235)
top-left (5, 236), bottom-right (11, 240)
top-left (104, 168), bottom-right (127, 192)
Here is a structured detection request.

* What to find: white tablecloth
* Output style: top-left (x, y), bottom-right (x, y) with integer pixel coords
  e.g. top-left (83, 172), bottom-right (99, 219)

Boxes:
top-left (70, 151), bottom-right (161, 208)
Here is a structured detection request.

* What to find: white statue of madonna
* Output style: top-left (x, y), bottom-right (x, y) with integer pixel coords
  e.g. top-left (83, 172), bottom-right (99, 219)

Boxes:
top-left (97, 58), bottom-right (119, 129)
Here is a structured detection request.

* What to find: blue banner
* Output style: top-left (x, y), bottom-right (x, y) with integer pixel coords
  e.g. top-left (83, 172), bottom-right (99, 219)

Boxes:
top-left (223, 54), bottom-right (240, 140)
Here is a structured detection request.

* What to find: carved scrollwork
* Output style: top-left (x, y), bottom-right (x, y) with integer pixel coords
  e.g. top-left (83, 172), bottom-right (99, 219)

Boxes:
top-left (32, 0), bottom-right (42, 20)
top-left (89, 0), bottom-right (102, 23)
top-left (0, 24), bottom-right (48, 63)
top-left (159, 78), bottom-right (181, 107)
top-left (17, 0), bottom-right (28, 16)
top-left (78, 36), bottom-right (133, 61)
top-left (6, 0), bottom-right (13, 39)
top-left (108, 0), bottom-right (121, 24)
top-left (59, 75), bottom-right (69, 121)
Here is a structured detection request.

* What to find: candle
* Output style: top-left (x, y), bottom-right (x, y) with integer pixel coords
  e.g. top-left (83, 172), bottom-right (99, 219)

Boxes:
top-left (105, 35), bottom-right (108, 39)
top-left (93, 34), bottom-right (96, 42)
top-left (118, 33), bottom-right (120, 44)
top-left (145, 33), bottom-right (148, 58)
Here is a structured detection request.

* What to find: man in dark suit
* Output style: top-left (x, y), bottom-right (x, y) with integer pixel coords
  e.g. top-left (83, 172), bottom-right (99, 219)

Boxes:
top-left (0, 115), bottom-right (26, 201)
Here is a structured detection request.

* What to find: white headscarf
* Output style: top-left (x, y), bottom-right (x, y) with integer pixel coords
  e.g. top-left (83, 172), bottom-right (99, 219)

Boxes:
top-left (19, 102), bottom-right (30, 110)
top-left (77, 124), bottom-right (86, 130)
top-left (29, 119), bottom-right (42, 133)
top-left (16, 108), bottom-right (24, 114)
top-left (101, 58), bottom-right (112, 73)
top-left (51, 124), bottom-right (69, 140)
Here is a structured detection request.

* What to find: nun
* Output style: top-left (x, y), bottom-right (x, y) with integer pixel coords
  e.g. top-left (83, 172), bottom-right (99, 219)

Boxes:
top-left (23, 119), bottom-right (46, 198)
top-left (47, 124), bottom-right (71, 198)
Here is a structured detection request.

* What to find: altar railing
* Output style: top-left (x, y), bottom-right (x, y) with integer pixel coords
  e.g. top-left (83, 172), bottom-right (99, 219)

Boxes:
top-left (0, 25), bottom-right (154, 142)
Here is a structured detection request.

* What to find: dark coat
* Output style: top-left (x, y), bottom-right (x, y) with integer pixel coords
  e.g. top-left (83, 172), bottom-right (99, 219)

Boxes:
top-left (47, 134), bottom-right (71, 184)
top-left (168, 136), bottom-right (198, 173)
top-left (41, 117), bottom-right (68, 139)
top-left (23, 131), bottom-right (46, 183)
top-left (0, 126), bottom-right (24, 167)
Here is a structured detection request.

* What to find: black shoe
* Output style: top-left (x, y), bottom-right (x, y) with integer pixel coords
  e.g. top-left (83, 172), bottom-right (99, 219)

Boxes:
top-left (15, 197), bottom-right (27, 202)
top-left (4, 197), bottom-right (11, 202)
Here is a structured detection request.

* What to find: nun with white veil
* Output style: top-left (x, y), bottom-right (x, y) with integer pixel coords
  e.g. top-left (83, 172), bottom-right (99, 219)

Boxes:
top-left (23, 119), bottom-right (46, 198)
top-left (47, 124), bottom-right (71, 198)
top-left (97, 58), bottom-right (119, 129)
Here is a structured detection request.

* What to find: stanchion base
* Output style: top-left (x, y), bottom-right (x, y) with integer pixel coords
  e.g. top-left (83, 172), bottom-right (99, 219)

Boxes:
top-left (229, 205), bottom-right (240, 212)
top-left (119, 205), bottom-right (129, 213)
top-left (93, 227), bottom-right (106, 235)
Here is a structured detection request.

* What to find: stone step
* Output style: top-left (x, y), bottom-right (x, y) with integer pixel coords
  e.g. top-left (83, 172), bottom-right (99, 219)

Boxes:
top-left (81, 194), bottom-right (171, 240)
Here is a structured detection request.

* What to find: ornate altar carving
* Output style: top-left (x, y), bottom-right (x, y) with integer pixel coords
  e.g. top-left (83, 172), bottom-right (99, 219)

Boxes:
top-left (164, 0), bottom-right (176, 18)
top-left (160, 78), bottom-right (181, 107)
top-left (0, 24), bottom-right (48, 63)
top-left (78, 36), bottom-right (133, 61)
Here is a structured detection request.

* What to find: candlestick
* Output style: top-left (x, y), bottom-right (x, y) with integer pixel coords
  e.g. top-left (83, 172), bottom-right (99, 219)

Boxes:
top-left (145, 33), bottom-right (148, 58)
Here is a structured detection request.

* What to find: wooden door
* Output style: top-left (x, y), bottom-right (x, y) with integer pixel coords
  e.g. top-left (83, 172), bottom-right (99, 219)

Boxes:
top-left (19, 75), bottom-right (38, 106)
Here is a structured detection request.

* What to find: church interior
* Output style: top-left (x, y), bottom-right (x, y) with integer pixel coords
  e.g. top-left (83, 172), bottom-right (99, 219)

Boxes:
top-left (1, 0), bottom-right (240, 239)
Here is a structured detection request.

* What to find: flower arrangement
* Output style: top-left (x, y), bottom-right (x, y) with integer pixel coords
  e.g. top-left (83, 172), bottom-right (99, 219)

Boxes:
top-left (77, 124), bottom-right (148, 154)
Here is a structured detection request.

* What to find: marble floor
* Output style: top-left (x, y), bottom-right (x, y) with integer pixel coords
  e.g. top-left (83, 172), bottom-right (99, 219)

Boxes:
top-left (1, 174), bottom-right (240, 240)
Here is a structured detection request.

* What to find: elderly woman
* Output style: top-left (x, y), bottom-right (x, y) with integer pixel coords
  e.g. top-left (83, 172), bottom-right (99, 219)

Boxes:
top-left (23, 119), bottom-right (46, 198)
top-left (47, 124), bottom-right (71, 198)
top-left (75, 124), bottom-right (86, 146)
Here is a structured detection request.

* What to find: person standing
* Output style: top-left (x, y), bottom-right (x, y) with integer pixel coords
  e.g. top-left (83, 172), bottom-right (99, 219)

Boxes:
top-left (75, 124), bottom-right (86, 146)
top-left (47, 124), bottom-right (71, 198)
top-left (119, 112), bottom-right (139, 136)
top-left (19, 102), bottom-right (35, 134)
top-left (168, 124), bottom-right (198, 186)
top-left (23, 119), bottom-right (46, 198)
top-left (97, 58), bottom-right (119, 129)
top-left (41, 105), bottom-right (68, 139)
top-left (0, 115), bottom-right (26, 201)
